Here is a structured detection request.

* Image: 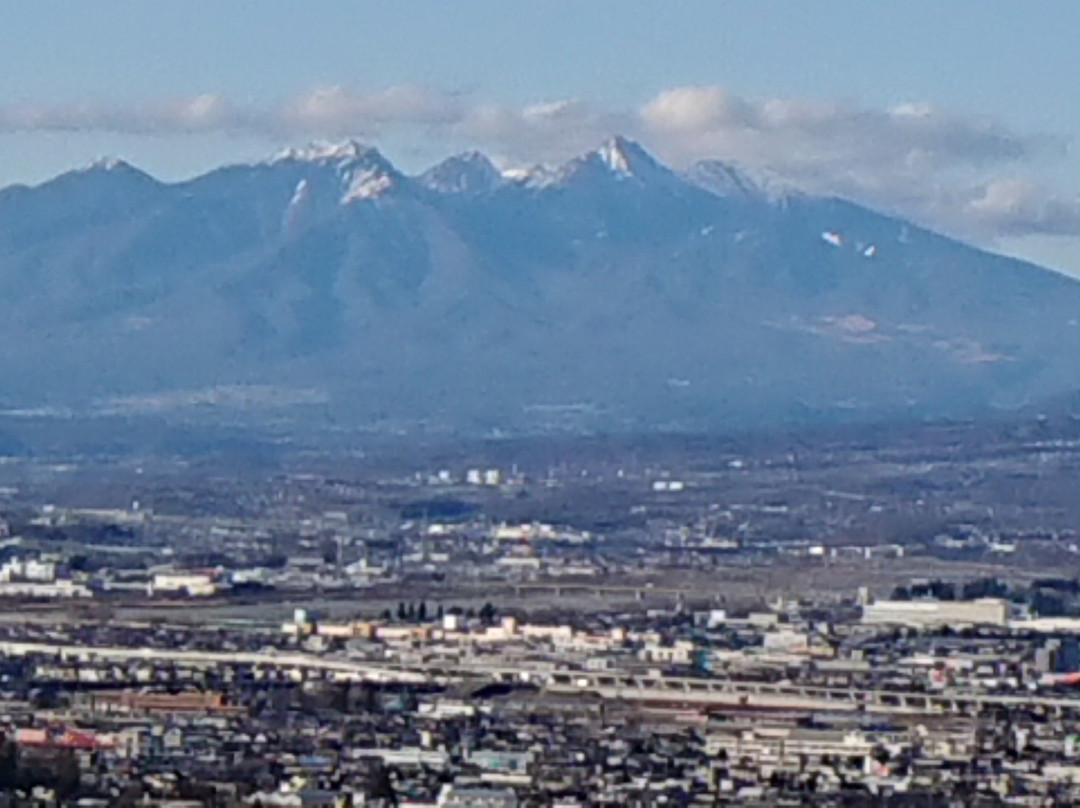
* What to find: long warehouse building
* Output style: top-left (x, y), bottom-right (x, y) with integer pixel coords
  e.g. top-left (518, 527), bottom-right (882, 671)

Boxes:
top-left (862, 598), bottom-right (1009, 628)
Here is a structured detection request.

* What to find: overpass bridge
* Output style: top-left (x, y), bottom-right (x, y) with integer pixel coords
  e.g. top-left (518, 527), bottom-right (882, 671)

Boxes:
top-left (0, 640), bottom-right (432, 685)
top-left (535, 670), bottom-right (1080, 717)
top-left (509, 582), bottom-right (708, 601)
top-left (2, 640), bottom-right (1078, 717)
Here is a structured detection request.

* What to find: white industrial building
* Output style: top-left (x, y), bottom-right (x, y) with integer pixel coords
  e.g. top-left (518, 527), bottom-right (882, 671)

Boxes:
top-left (0, 580), bottom-right (90, 599)
top-left (0, 557), bottom-right (89, 598)
top-left (0, 558), bottom-right (56, 583)
top-left (862, 598), bottom-right (1009, 628)
top-left (148, 571), bottom-right (217, 597)
top-left (706, 726), bottom-right (876, 767)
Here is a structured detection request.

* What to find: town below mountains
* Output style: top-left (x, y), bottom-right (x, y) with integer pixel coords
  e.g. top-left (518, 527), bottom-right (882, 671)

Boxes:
top-left (2, 136), bottom-right (1080, 448)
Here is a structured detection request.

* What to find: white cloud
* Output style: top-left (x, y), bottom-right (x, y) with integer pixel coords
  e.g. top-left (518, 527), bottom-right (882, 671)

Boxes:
top-left (962, 179), bottom-right (1080, 237)
top-left (280, 85), bottom-right (465, 134)
top-left (637, 85), bottom-right (1072, 240)
top-left (0, 85), bottom-right (463, 138)
top-left (0, 93), bottom-right (240, 134)
top-left (0, 83), bottom-right (1074, 240)
top-left (640, 86), bottom-right (1046, 182)
top-left (639, 86), bottom-right (757, 132)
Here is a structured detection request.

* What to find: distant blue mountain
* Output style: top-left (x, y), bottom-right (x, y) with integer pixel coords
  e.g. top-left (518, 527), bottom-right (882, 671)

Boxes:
top-left (0, 137), bottom-right (1077, 435)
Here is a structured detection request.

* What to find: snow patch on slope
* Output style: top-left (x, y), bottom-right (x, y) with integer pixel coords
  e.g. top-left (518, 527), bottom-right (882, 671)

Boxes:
top-left (341, 169), bottom-right (395, 202)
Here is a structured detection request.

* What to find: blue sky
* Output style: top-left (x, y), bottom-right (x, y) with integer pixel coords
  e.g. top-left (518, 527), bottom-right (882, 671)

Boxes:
top-left (3, 1), bottom-right (1080, 271)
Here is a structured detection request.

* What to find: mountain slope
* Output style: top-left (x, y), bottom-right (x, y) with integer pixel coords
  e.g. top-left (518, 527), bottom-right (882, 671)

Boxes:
top-left (0, 137), bottom-right (1077, 435)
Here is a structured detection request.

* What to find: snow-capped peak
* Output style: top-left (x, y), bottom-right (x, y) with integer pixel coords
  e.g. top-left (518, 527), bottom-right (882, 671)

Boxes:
top-left (269, 140), bottom-right (403, 203)
top-left (551, 136), bottom-right (676, 188)
top-left (82, 156), bottom-right (128, 172)
top-left (59, 156), bottom-right (158, 187)
top-left (419, 151), bottom-right (503, 195)
top-left (499, 138), bottom-right (673, 190)
top-left (270, 139), bottom-right (380, 165)
top-left (595, 135), bottom-right (659, 177)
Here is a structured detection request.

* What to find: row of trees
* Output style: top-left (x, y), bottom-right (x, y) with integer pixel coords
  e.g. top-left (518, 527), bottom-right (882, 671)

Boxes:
top-left (890, 577), bottom-right (1009, 602)
top-left (890, 576), bottom-right (1078, 617)
top-left (382, 601), bottom-right (499, 624)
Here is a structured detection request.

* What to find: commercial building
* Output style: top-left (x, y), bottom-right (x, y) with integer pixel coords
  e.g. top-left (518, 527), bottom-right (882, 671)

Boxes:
top-left (148, 571), bottom-right (217, 597)
top-left (862, 598), bottom-right (1009, 628)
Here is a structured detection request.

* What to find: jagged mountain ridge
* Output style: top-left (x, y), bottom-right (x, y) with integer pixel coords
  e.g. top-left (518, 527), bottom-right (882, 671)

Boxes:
top-left (0, 136), bottom-right (1077, 433)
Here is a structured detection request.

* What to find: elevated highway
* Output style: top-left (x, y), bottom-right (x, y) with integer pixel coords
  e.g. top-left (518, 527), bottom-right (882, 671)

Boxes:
top-left (509, 582), bottom-right (705, 601)
top-left (537, 670), bottom-right (1080, 716)
top-left (1, 640), bottom-right (1077, 716)
top-left (0, 640), bottom-right (431, 685)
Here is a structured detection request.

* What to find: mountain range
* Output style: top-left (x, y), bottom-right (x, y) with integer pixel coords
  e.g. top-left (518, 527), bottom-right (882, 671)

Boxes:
top-left (1, 135), bottom-right (1078, 438)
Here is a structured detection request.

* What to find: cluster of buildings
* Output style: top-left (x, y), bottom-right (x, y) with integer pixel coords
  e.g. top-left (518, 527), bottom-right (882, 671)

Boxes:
top-left (0, 581), bottom-right (1076, 803)
top-left (2, 440), bottom-right (1080, 803)
top-left (0, 498), bottom-right (617, 604)
top-left (0, 556), bottom-right (90, 599)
